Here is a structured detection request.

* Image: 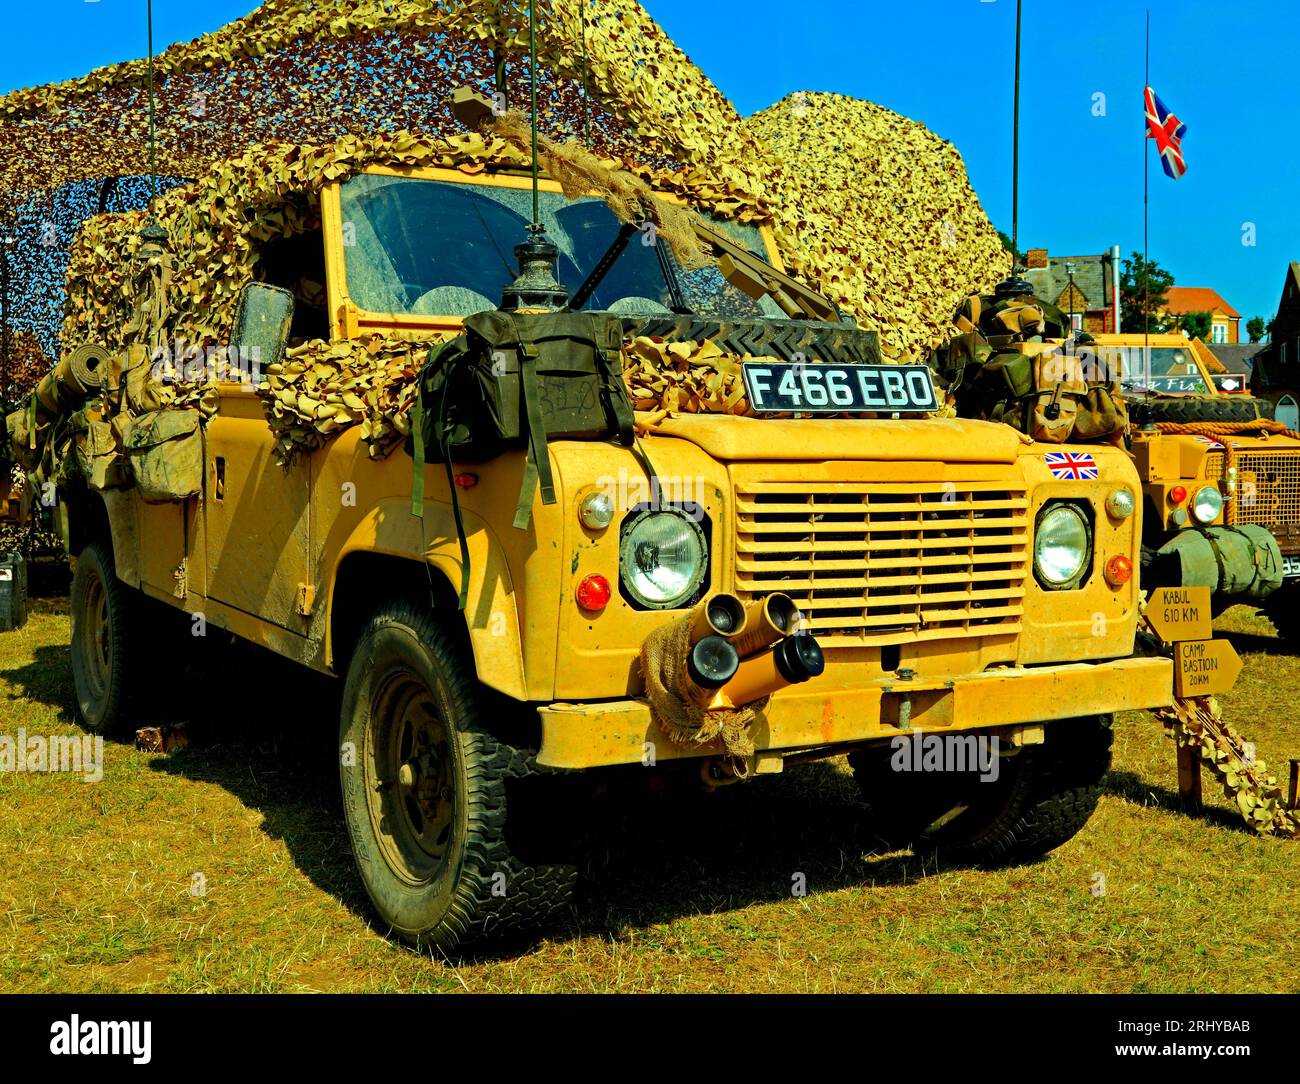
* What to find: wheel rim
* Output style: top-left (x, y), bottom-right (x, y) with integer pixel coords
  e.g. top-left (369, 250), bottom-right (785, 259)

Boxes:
top-left (76, 572), bottom-right (111, 708)
top-left (365, 671), bottom-right (455, 885)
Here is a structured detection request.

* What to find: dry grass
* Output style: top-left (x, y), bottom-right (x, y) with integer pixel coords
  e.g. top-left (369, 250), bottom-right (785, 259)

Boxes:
top-left (1, 596), bottom-right (1297, 993)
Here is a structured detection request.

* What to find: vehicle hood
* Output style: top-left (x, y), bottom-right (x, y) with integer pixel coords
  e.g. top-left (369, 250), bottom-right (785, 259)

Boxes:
top-left (637, 413), bottom-right (1023, 463)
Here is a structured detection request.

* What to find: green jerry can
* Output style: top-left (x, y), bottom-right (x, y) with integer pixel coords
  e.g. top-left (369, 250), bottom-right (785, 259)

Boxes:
top-left (0, 551), bottom-right (28, 632)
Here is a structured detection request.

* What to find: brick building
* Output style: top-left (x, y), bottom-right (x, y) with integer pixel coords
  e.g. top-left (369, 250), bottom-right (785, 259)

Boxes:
top-left (1022, 248), bottom-right (1119, 333)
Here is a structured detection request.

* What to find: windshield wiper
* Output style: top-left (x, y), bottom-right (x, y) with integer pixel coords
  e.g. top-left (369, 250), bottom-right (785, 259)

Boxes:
top-left (566, 222), bottom-right (691, 314)
top-left (567, 222), bottom-right (637, 311)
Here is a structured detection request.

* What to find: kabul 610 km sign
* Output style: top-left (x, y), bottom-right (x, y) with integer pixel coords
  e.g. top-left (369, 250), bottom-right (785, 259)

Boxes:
top-left (742, 362), bottom-right (937, 414)
top-left (1147, 586), bottom-right (1213, 642)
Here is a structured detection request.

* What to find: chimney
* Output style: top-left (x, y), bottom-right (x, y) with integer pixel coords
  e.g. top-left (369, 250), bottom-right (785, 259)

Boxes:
top-left (1111, 244), bottom-right (1121, 332)
top-left (1025, 248), bottom-right (1049, 269)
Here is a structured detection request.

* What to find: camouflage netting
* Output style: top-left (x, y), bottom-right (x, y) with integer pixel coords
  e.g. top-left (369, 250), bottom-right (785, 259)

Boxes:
top-left (744, 92), bottom-right (1008, 361)
top-left (1, 0), bottom-right (1006, 418)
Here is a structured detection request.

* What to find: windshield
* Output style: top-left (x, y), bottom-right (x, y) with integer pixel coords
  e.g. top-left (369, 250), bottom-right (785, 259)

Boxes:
top-left (339, 174), bottom-right (787, 321)
top-left (1099, 346), bottom-right (1212, 395)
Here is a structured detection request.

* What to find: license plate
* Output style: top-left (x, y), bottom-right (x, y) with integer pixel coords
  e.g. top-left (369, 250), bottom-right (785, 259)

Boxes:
top-left (742, 362), bottom-right (938, 415)
top-left (1283, 555), bottom-right (1300, 579)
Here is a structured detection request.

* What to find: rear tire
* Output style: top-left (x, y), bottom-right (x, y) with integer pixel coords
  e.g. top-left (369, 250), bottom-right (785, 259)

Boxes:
top-left (69, 541), bottom-right (144, 737)
top-left (850, 715), bottom-right (1113, 865)
top-left (338, 600), bottom-right (576, 952)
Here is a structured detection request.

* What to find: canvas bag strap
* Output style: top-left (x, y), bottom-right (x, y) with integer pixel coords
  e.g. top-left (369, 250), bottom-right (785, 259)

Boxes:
top-left (588, 314), bottom-right (635, 446)
top-left (511, 314), bottom-right (557, 530)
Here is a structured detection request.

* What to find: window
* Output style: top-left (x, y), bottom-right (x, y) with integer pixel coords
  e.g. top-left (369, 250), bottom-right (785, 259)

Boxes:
top-left (254, 228), bottom-right (329, 343)
top-left (1070, 312), bottom-right (1083, 332)
top-left (1102, 346), bottom-right (1211, 395)
top-left (1211, 322), bottom-right (1227, 344)
top-left (338, 174), bottom-right (786, 321)
top-left (1277, 395), bottom-right (1299, 430)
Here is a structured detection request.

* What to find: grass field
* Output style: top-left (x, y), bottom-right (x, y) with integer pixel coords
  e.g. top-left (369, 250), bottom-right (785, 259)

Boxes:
top-left (1, 594), bottom-right (1297, 993)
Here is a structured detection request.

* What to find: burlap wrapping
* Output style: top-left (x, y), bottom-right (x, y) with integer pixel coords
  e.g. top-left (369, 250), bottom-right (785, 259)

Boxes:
top-left (638, 601), bottom-right (769, 759)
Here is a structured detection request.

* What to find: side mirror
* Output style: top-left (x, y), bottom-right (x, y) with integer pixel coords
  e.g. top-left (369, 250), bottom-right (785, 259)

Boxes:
top-left (232, 283), bottom-right (294, 382)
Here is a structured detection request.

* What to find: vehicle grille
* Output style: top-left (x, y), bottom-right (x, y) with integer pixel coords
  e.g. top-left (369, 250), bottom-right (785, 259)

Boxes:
top-left (733, 480), bottom-right (1029, 647)
top-left (1204, 450), bottom-right (1300, 527)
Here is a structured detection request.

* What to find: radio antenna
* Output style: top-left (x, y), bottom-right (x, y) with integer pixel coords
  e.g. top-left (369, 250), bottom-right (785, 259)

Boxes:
top-left (146, 0), bottom-right (158, 210)
top-left (1010, 0), bottom-right (1022, 275)
top-left (499, 0), bottom-right (567, 310)
top-left (528, 0), bottom-right (541, 228)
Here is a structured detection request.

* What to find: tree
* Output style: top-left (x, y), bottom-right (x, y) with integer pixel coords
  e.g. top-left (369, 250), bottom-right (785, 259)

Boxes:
top-left (1119, 252), bottom-right (1174, 334)
top-left (997, 230), bottom-right (1020, 267)
top-left (1178, 311), bottom-right (1213, 340)
top-left (1247, 315), bottom-right (1267, 343)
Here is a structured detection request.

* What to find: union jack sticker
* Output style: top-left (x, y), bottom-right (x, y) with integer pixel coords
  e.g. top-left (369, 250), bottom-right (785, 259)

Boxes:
top-left (1044, 451), bottom-right (1099, 480)
top-left (1195, 436), bottom-right (1240, 448)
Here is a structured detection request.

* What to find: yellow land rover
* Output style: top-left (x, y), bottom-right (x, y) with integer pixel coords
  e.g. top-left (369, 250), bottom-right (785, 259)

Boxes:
top-left (11, 149), bottom-right (1175, 950)
top-left (1090, 333), bottom-right (1300, 634)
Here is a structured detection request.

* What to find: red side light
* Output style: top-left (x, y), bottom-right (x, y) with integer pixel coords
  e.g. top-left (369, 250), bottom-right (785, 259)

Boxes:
top-left (453, 473), bottom-right (478, 489)
top-left (1105, 554), bottom-right (1133, 586)
top-left (575, 574), bottom-right (611, 612)
top-left (1169, 485), bottom-right (1188, 505)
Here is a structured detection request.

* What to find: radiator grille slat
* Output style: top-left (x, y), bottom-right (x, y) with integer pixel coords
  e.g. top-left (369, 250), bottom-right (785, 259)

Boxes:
top-left (733, 480), bottom-right (1029, 647)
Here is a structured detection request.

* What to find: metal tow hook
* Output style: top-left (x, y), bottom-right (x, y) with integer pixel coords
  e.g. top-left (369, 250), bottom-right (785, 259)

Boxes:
top-left (895, 668), bottom-right (916, 731)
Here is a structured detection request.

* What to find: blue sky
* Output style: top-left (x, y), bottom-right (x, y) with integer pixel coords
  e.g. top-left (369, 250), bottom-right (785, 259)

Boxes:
top-left (4, 0), bottom-right (1296, 327)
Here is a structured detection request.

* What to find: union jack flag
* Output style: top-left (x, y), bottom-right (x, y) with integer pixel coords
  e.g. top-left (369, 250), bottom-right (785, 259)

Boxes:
top-left (1145, 86), bottom-right (1187, 180)
top-left (1045, 451), bottom-right (1099, 480)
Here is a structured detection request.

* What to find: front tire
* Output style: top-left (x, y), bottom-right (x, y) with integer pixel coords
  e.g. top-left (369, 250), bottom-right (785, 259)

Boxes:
top-left (338, 600), bottom-right (576, 951)
top-left (850, 715), bottom-right (1113, 865)
top-left (1263, 580), bottom-right (1300, 644)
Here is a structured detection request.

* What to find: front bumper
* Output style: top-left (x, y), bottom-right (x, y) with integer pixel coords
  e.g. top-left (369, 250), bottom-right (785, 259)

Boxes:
top-left (536, 655), bottom-right (1174, 769)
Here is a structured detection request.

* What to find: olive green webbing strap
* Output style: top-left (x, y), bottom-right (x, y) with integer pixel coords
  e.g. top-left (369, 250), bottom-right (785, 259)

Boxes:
top-left (600, 347), bottom-right (635, 446)
top-left (512, 320), bottom-right (557, 530)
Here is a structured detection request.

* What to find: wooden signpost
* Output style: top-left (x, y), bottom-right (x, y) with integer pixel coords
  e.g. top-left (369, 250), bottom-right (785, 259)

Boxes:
top-left (1143, 586), bottom-right (1242, 809)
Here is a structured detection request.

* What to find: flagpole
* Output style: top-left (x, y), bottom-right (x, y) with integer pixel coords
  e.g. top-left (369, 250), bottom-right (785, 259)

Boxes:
top-left (1143, 9), bottom-right (1150, 388)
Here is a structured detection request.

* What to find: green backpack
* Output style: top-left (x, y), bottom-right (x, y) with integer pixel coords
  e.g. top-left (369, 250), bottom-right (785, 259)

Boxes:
top-left (410, 309), bottom-right (636, 605)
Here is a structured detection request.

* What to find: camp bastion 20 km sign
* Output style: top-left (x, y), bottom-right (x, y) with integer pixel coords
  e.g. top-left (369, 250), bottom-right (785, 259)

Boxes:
top-left (1146, 587), bottom-right (1243, 697)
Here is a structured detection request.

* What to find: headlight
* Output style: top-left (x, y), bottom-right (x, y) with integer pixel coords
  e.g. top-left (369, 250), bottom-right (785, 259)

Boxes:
top-left (1034, 503), bottom-right (1091, 589)
top-left (619, 508), bottom-right (708, 608)
top-left (1192, 485), bottom-right (1224, 524)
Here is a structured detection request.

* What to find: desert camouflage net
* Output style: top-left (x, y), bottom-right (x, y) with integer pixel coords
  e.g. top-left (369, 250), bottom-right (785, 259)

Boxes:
top-left (744, 92), bottom-right (1008, 361)
top-left (1155, 696), bottom-right (1299, 839)
top-left (263, 336), bottom-right (424, 462)
top-left (1, 0), bottom-right (1006, 408)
